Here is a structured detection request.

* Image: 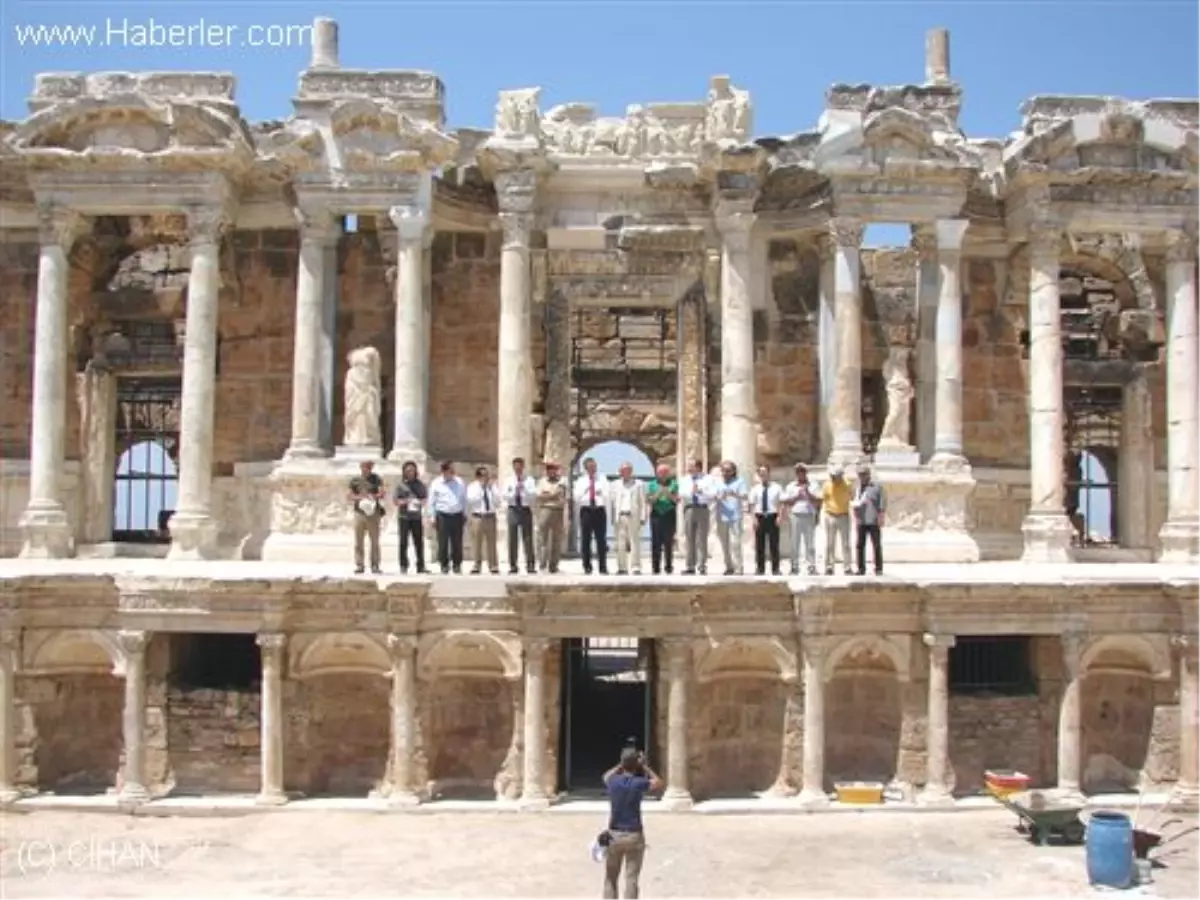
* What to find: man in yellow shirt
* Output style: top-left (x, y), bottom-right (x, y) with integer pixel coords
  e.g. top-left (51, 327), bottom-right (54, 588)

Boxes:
top-left (821, 466), bottom-right (854, 575)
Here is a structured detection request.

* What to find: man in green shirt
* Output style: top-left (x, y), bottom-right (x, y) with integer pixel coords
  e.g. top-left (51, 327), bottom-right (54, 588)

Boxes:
top-left (645, 464), bottom-right (679, 575)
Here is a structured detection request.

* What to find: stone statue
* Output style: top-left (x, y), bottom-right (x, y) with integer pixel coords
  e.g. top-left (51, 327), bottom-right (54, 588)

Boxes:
top-left (879, 347), bottom-right (914, 447)
top-left (706, 76), bottom-right (752, 143)
top-left (495, 88), bottom-right (541, 139)
top-left (343, 346), bottom-right (382, 448)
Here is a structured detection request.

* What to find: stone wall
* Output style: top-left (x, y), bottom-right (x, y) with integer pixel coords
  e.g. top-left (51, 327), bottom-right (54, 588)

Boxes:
top-left (0, 236), bottom-right (38, 458)
top-left (166, 687), bottom-right (261, 794)
top-left (948, 695), bottom-right (1044, 794)
top-left (419, 676), bottom-right (515, 798)
top-left (17, 674), bottom-right (123, 793)
top-left (825, 670), bottom-right (903, 787)
top-left (284, 675), bottom-right (389, 797)
top-left (1081, 673), bottom-right (1177, 791)
top-left (690, 678), bottom-right (787, 798)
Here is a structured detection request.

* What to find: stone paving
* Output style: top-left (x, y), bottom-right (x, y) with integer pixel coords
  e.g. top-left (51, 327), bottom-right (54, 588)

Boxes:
top-left (0, 810), bottom-right (1196, 898)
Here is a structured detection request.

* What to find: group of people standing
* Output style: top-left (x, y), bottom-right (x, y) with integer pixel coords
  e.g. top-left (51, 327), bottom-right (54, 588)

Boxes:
top-left (346, 455), bottom-right (887, 577)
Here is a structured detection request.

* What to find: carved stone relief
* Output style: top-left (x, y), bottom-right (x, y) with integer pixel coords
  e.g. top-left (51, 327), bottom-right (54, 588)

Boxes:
top-left (343, 346), bottom-right (383, 448)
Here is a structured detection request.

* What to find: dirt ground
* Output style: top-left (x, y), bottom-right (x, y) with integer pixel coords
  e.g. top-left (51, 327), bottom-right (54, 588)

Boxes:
top-left (1, 809), bottom-right (1196, 898)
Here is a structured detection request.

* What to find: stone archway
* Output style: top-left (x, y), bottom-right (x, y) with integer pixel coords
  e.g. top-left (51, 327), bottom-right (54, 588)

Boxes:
top-left (823, 636), bottom-right (908, 789)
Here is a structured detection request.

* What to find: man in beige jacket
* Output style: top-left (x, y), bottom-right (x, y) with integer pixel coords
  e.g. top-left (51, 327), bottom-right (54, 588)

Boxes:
top-left (608, 462), bottom-right (647, 575)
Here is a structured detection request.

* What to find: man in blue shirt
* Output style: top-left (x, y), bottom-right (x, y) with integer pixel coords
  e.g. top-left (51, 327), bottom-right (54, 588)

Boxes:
top-left (602, 747), bottom-right (663, 899)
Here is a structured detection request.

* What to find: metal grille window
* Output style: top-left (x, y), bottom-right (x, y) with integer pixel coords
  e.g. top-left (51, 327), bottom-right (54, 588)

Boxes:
top-left (113, 378), bottom-right (182, 542)
top-left (1064, 385), bottom-right (1122, 547)
top-left (948, 636), bottom-right (1036, 696)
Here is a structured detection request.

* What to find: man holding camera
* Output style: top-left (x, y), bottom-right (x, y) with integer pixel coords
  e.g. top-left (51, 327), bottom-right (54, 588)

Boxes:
top-left (601, 747), bottom-right (663, 899)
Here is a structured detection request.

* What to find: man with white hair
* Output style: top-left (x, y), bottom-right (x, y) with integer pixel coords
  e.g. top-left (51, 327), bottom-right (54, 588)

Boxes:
top-left (609, 461), bottom-right (646, 575)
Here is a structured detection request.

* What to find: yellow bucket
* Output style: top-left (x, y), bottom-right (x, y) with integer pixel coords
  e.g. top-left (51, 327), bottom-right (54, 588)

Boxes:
top-left (985, 770), bottom-right (1029, 798)
top-left (835, 781), bottom-right (884, 804)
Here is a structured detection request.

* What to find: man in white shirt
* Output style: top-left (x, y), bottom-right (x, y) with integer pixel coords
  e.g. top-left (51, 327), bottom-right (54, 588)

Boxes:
top-left (573, 456), bottom-right (611, 575)
top-left (748, 464), bottom-right (783, 576)
top-left (781, 462), bottom-right (821, 576)
top-left (466, 465), bottom-right (501, 575)
top-left (677, 458), bottom-right (711, 575)
top-left (502, 456), bottom-right (537, 575)
top-left (428, 460), bottom-right (468, 574)
top-left (608, 462), bottom-right (646, 575)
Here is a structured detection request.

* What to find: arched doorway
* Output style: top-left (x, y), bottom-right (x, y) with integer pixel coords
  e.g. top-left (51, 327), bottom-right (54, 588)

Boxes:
top-left (568, 440), bottom-right (656, 556)
top-left (113, 432), bottom-right (179, 543)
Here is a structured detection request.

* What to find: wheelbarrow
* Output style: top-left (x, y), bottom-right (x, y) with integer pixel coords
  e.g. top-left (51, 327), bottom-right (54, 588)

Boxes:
top-left (995, 791), bottom-right (1086, 845)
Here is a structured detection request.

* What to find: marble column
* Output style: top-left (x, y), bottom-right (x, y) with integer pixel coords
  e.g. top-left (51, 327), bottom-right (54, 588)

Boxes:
top-left (768, 660), bottom-right (802, 797)
top-left (1020, 225), bottom-right (1074, 563)
top-left (497, 169), bottom-right (537, 470)
top-left (829, 219), bottom-right (864, 464)
top-left (817, 236), bottom-right (837, 457)
top-left (1173, 636), bottom-right (1199, 811)
top-left (19, 203), bottom-right (84, 559)
top-left (0, 631), bottom-right (18, 805)
top-left (917, 634), bottom-right (956, 805)
top-left (168, 207), bottom-right (227, 561)
top-left (1119, 373), bottom-right (1153, 550)
top-left (317, 237), bottom-right (339, 452)
top-left (285, 210), bottom-right (339, 460)
top-left (256, 633), bottom-right (287, 805)
top-left (117, 630), bottom-right (149, 804)
top-left (932, 220), bottom-right (970, 468)
top-left (76, 362), bottom-right (118, 544)
top-left (798, 637), bottom-right (828, 806)
top-left (386, 634), bottom-right (420, 806)
top-left (662, 639), bottom-right (693, 809)
top-left (715, 209), bottom-right (757, 468)
top-left (1159, 230), bottom-right (1200, 563)
top-left (388, 204), bottom-right (431, 462)
top-left (912, 226), bottom-right (938, 461)
top-left (1056, 632), bottom-right (1085, 801)
top-left (520, 638), bottom-right (550, 809)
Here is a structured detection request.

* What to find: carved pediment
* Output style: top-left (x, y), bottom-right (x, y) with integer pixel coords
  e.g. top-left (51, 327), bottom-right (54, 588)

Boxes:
top-left (860, 107), bottom-right (974, 168)
top-left (540, 102), bottom-right (707, 160)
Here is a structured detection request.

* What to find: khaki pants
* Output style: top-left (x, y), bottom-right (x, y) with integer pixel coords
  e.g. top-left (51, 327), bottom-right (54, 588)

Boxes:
top-left (353, 513), bottom-right (381, 571)
top-left (536, 506), bottom-right (565, 572)
top-left (790, 513), bottom-right (817, 573)
top-left (716, 517), bottom-right (744, 574)
top-left (824, 513), bottom-right (852, 572)
top-left (684, 505), bottom-right (710, 572)
top-left (468, 514), bottom-right (499, 572)
top-left (614, 513), bottom-right (642, 573)
top-left (603, 831), bottom-right (646, 900)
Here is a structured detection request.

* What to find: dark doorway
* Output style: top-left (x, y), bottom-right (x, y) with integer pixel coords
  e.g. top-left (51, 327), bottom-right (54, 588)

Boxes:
top-left (559, 637), bottom-right (656, 795)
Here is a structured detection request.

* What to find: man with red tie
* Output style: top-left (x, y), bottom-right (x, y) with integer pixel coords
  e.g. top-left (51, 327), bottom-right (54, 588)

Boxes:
top-left (502, 456), bottom-right (537, 574)
top-left (573, 456), bottom-right (611, 575)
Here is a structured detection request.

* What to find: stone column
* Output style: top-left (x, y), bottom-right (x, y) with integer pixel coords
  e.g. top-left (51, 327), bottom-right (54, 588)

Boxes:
top-left (829, 219), bottom-right (864, 464)
top-left (768, 660), bottom-right (802, 797)
top-left (1173, 636), bottom-right (1199, 811)
top-left (77, 362), bottom-right (118, 544)
top-left (1119, 373), bottom-right (1153, 550)
top-left (386, 634), bottom-right (420, 806)
top-left (520, 638), bottom-right (550, 809)
top-left (285, 210), bottom-right (338, 460)
top-left (0, 631), bottom-right (18, 805)
top-left (497, 170), bottom-right (537, 470)
top-left (317, 236), bottom-right (339, 452)
top-left (912, 226), bottom-right (938, 461)
top-left (662, 639), bottom-right (693, 809)
top-left (715, 208), bottom-right (757, 468)
top-left (117, 630), bottom-right (149, 804)
top-left (1159, 230), bottom-right (1199, 563)
top-left (917, 634), bottom-right (956, 805)
top-left (19, 203), bottom-right (84, 559)
top-left (932, 220), bottom-right (970, 467)
top-left (798, 637), bottom-right (828, 806)
top-left (256, 633), bottom-right (287, 804)
top-left (1056, 632), bottom-right (1085, 801)
top-left (387, 204), bottom-right (431, 462)
top-left (168, 207), bottom-right (227, 560)
top-left (817, 236), bottom-right (837, 457)
top-left (1020, 225), bottom-right (1074, 563)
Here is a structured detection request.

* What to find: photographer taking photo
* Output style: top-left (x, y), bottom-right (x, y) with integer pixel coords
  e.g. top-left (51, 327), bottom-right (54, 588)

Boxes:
top-left (599, 745), bottom-right (663, 899)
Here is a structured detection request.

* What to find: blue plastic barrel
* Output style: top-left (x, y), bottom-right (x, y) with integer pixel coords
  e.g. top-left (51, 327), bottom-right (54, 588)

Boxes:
top-left (1086, 811), bottom-right (1134, 889)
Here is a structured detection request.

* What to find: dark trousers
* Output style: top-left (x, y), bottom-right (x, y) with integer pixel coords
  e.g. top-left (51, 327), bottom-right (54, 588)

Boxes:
top-left (755, 513), bottom-right (781, 573)
top-left (508, 505), bottom-right (535, 571)
top-left (650, 509), bottom-right (676, 574)
top-left (437, 512), bottom-right (465, 571)
top-left (398, 517), bottom-right (424, 572)
top-left (579, 505), bottom-right (608, 573)
top-left (857, 523), bottom-right (883, 574)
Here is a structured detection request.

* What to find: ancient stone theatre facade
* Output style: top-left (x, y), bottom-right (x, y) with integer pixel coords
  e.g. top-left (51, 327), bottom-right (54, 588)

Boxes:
top-left (0, 21), bottom-right (1196, 809)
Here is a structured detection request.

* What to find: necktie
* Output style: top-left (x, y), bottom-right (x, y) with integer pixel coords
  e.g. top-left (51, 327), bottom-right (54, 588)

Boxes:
top-left (515, 482), bottom-right (522, 507)
top-left (762, 485), bottom-right (769, 514)
top-left (693, 481), bottom-right (699, 505)
top-left (483, 486), bottom-right (491, 512)
top-left (589, 478), bottom-right (596, 506)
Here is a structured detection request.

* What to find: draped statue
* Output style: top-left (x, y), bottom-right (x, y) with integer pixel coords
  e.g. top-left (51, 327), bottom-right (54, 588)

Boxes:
top-left (343, 346), bottom-right (382, 448)
top-left (879, 347), bottom-right (914, 447)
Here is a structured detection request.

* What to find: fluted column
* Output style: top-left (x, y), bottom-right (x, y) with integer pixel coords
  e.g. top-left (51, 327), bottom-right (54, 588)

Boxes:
top-left (520, 637), bottom-right (550, 809)
top-left (388, 203), bottom-right (431, 462)
top-left (1020, 225), bottom-right (1073, 563)
top-left (917, 634), bottom-right (956, 805)
top-left (256, 633), bottom-right (287, 805)
top-left (829, 219), bottom-right (864, 464)
top-left (285, 209), bottom-right (339, 460)
top-left (1056, 632), bottom-right (1085, 801)
top-left (19, 203), bottom-right (85, 559)
top-left (1159, 230), bottom-right (1199, 563)
top-left (817, 236), bottom-right (837, 456)
top-left (0, 630), bottom-right (18, 805)
top-left (798, 637), bottom-right (828, 806)
top-left (932, 220), bottom-right (970, 469)
top-left (714, 207), bottom-right (757, 468)
top-left (1173, 636), bottom-right (1199, 811)
top-left (662, 639), bottom-right (693, 809)
top-left (497, 170), bottom-right (537, 469)
top-left (912, 225), bottom-right (938, 461)
top-left (168, 207), bottom-right (227, 560)
top-left (117, 630), bottom-right (149, 804)
top-left (386, 633), bottom-right (420, 806)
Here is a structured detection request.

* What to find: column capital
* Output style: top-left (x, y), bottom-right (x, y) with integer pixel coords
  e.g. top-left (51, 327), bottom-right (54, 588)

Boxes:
top-left (388, 205), bottom-right (431, 245)
top-left (116, 629), bottom-right (149, 657)
top-left (494, 168), bottom-right (538, 214)
top-left (1027, 223), bottom-right (1062, 259)
top-left (800, 635), bottom-right (830, 666)
top-left (910, 224), bottom-right (937, 261)
top-left (35, 201), bottom-right (86, 249)
top-left (187, 205), bottom-right (230, 247)
top-left (923, 633), bottom-right (957, 650)
top-left (294, 206), bottom-right (340, 245)
top-left (1062, 631), bottom-right (1086, 678)
top-left (0, 629), bottom-right (17, 653)
top-left (1172, 634), bottom-right (1200, 668)
top-left (662, 637), bottom-right (693, 666)
top-left (1165, 228), bottom-right (1197, 264)
top-left (827, 218), bottom-right (864, 249)
top-left (523, 637), bottom-right (553, 659)
top-left (935, 219), bottom-right (970, 253)
top-left (499, 211), bottom-right (533, 250)
top-left (386, 633), bottom-right (419, 658)
top-left (256, 632), bottom-right (287, 658)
